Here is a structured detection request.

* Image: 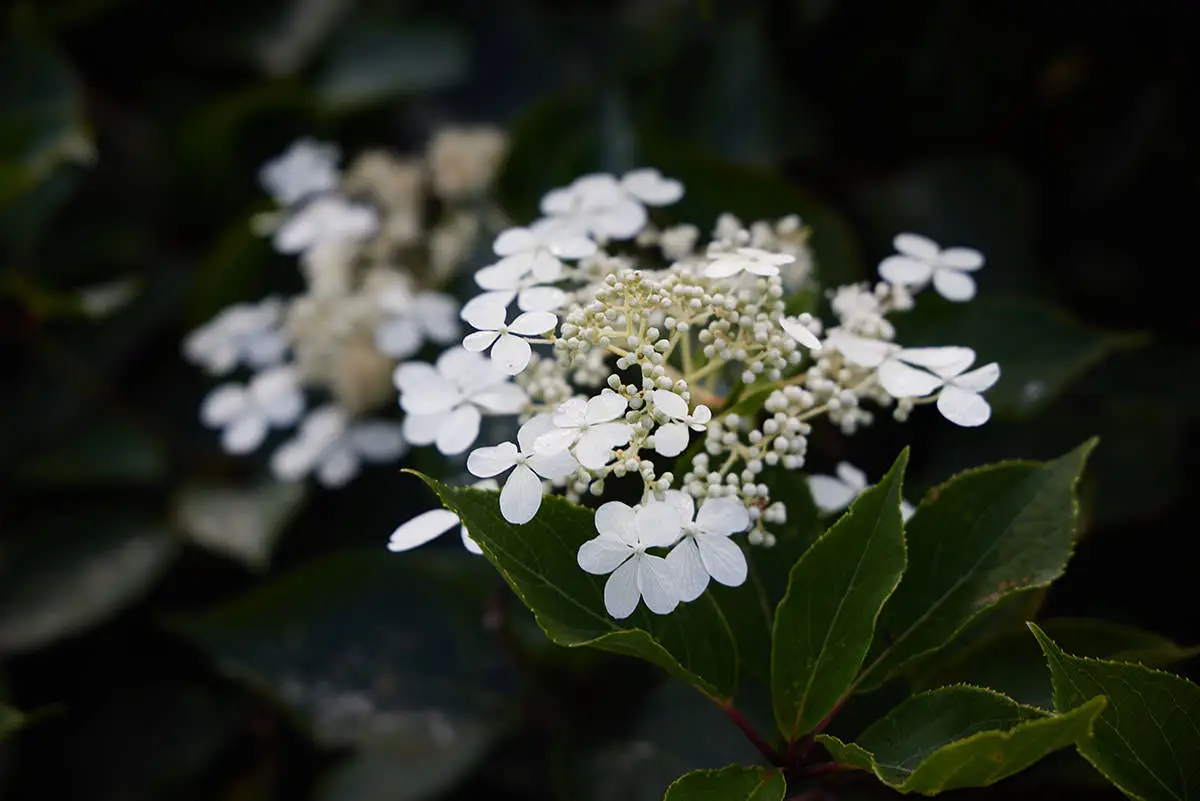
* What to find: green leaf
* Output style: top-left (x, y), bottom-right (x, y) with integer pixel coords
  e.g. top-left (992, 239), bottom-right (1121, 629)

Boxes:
top-left (860, 440), bottom-right (1096, 689)
top-left (413, 475), bottom-right (738, 699)
top-left (663, 765), bottom-right (786, 801)
top-left (1031, 623), bottom-right (1200, 801)
top-left (818, 686), bottom-right (1106, 795)
top-left (772, 450), bottom-right (909, 740)
top-left (0, 512), bottom-right (179, 654)
top-left (173, 479), bottom-right (306, 570)
top-left (894, 296), bottom-right (1143, 418)
top-left (315, 23), bottom-right (467, 112)
top-left (920, 618), bottom-right (1199, 710)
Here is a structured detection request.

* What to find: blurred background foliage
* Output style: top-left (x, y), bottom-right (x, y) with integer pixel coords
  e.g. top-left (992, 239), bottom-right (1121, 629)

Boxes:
top-left (1, 0), bottom-right (1197, 799)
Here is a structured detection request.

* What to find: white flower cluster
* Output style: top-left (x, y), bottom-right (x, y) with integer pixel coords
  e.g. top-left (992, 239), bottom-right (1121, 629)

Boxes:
top-left (184, 129), bottom-right (510, 486)
top-left (387, 166), bottom-right (1002, 620)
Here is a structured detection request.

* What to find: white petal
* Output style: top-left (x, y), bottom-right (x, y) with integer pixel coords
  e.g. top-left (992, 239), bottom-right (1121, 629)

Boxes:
top-left (662, 489), bottom-right (695, 524)
top-left (534, 428), bottom-right (578, 456)
top-left (779, 317), bottom-right (823, 350)
top-left (937, 385), bottom-right (992, 427)
top-left (696, 535), bottom-right (748, 587)
top-left (746, 261), bottom-right (781, 277)
top-left (414, 293), bottom-right (461, 342)
top-left (437, 347), bottom-right (488, 383)
top-left (574, 428), bottom-right (621, 470)
top-left (547, 234), bottom-right (595, 260)
top-left (375, 318), bottom-right (422, 358)
top-left (222, 414), bottom-right (268, 454)
top-left (493, 227), bottom-right (537, 256)
top-left (475, 260), bottom-right (526, 290)
top-left (402, 412), bottom-right (444, 446)
top-left (517, 286), bottom-right (566, 312)
top-left (808, 475), bottom-right (859, 513)
top-left (435, 405), bottom-right (482, 455)
top-left (636, 501), bottom-right (683, 549)
top-left (526, 448), bottom-right (578, 480)
top-left (507, 311), bottom-right (557, 336)
top-left (665, 538), bottom-right (709, 602)
top-left (637, 554), bottom-right (680, 615)
top-left (621, 168), bottom-right (684, 205)
top-left (835, 462), bottom-right (869, 490)
top-left (932, 268), bottom-right (977, 302)
top-left (490, 333), bottom-right (532, 375)
top-left (460, 526), bottom-right (484, 555)
top-left (398, 373), bottom-right (462, 415)
top-left (896, 346), bottom-right (977, 376)
top-left (952, 362), bottom-right (1000, 393)
top-left (603, 558), bottom-right (641, 619)
top-left (461, 296), bottom-right (508, 330)
top-left (552, 397), bottom-right (588, 429)
top-left (388, 509), bottom-right (459, 552)
top-left (704, 258), bottom-right (744, 278)
top-left (594, 501), bottom-right (639, 546)
top-left (878, 359), bottom-right (945, 398)
top-left (500, 464), bottom-right (543, 524)
top-left (271, 439), bottom-right (315, 481)
top-left (893, 232), bottom-right (940, 261)
top-left (831, 333), bottom-right (893, 368)
top-left (526, 251), bottom-right (564, 283)
top-left (316, 446), bottom-right (358, 487)
top-left (466, 442), bottom-right (519, 477)
top-left (577, 538), bottom-right (633, 575)
top-left (393, 361), bottom-right (439, 393)
top-left (653, 422), bottom-right (690, 458)
top-left (463, 330), bottom-right (500, 352)
top-left (878, 255), bottom-right (934, 286)
top-left (200, 384), bottom-right (249, 427)
top-left (939, 247), bottom-right (984, 270)
top-left (696, 497), bottom-right (750, 536)
top-left (539, 186), bottom-right (576, 216)
top-left (593, 200), bottom-right (647, 240)
top-left (585, 391), bottom-right (628, 424)
top-left (349, 421), bottom-right (408, 461)
top-left (516, 413), bottom-right (556, 453)
top-left (651, 388), bottom-right (689, 420)
top-left (471, 383), bottom-right (529, 414)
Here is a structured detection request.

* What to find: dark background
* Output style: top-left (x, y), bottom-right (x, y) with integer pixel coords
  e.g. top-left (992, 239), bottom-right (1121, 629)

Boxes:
top-left (1, 1), bottom-right (1197, 799)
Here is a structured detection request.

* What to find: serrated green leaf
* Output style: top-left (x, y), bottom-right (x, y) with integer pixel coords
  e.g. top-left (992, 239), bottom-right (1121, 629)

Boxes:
top-left (860, 440), bottom-right (1095, 689)
top-left (663, 765), bottom-right (786, 801)
top-left (772, 450), bottom-right (909, 740)
top-left (414, 476), bottom-right (739, 699)
top-left (1031, 623), bottom-right (1200, 801)
top-left (920, 618), bottom-right (1198, 709)
top-left (818, 686), bottom-right (1106, 794)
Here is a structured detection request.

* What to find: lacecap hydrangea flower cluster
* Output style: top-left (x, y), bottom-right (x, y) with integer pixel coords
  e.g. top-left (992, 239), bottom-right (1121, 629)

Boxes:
top-left (387, 167), bottom-right (1000, 620)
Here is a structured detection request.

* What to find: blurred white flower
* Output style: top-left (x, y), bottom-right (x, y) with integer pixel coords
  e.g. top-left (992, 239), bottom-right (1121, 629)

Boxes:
top-left (427, 126), bottom-right (507, 201)
top-left (394, 348), bottom-right (527, 455)
top-left (539, 169), bottom-right (682, 241)
top-left (259, 138), bottom-right (341, 206)
top-left (273, 195), bottom-right (378, 255)
top-left (387, 479), bottom-right (498, 556)
top-left (576, 500), bottom-right (682, 619)
top-left (877, 347), bottom-right (1000, 427)
top-left (374, 288), bottom-right (461, 359)
top-left (465, 415), bottom-right (577, 524)
top-left (662, 492), bottom-right (750, 602)
top-left (879, 233), bottom-right (984, 302)
top-left (184, 297), bottom-right (289, 376)
top-left (461, 304), bottom-right (556, 376)
top-left (704, 246), bottom-right (794, 279)
top-left (271, 405), bottom-right (407, 487)
top-left (200, 366), bottom-right (305, 454)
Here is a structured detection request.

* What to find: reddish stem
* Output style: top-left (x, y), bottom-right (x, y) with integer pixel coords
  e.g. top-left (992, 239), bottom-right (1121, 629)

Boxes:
top-left (717, 700), bottom-right (785, 767)
top-left (796, 694), bottom-right (848, 762)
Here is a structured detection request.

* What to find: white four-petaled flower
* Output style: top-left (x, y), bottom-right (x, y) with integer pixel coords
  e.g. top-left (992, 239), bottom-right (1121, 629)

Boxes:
top-left (461, 303), bottom-right (557, 375)
top-left (466, 415), bottom-right (578, 524)
top-left (879, 233), bottom-right (984, 302)
top-left (200, 366), bottom-right (305, 454)
top-left (535, 390), bottom-right (632, 470)
top-left (577, 500), bottom-right (682, 618)
top-left (662, 492), bottom-right (750, 602)
top-left (877, 347), bottom-right (1000, 427)
top-left (394, 348), bottom-right (528, 455)
top-left (272, 195), bottom-right (378, 256)
top-left (271, 405), bottom-right (407, 487)
top-left (375, 288), bottom-right (461, 358)
top-left (258, 138), bottom-right (341, 206)
top-left (183, 297), bottom-right (289, 376)
top-left (651, 389), bottom-right (712, 457)
top-left (705, 246), bottom-right (795, 279)
top-left (539, 169), bottom-right (682, 241)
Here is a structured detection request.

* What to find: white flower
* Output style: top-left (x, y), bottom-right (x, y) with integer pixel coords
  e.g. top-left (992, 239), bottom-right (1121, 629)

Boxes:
top-left (534, 390), bottom-right (632, 469)
top-left (778, 315), bottom-right (823, 351)
top-left (271, 405), bottom-right (407, 487)
top-left (662, 492), bottom-right (750, 602)
top-left (259, 138), bottom-right (341, 206)
top-left (539, 169), bottom-right (682, 241)
top-left (492, 222), bottom-right (596, 275)
top-left (879, 233), bottom-right (984, 302)
top-left (375, 289), bottom-right (461, 358)
top-left (273, 195), bottom-right (378, 255)
top-left (576, 500), bottom-right (683, 618)
top-left (183, 297), bottom-right (289, 375)
top-left (465, 415), bottom-right (578, 524)
top-left (461, 303), bottom-right (556, 376)
top-left (808, 462), bottom-right (915, 521)
top-left (200, 366), bottom-right (305, 454)
top-left (705, 246), bottom-right (794, 279)
top-left (877, 347), bottom-right (1001, 427)
top-left (651, 389), bottom-right (712, 457)
top-left (394, 348), bottom-right (528, 455)
top-left (387, 479), bottom-right (498, 556)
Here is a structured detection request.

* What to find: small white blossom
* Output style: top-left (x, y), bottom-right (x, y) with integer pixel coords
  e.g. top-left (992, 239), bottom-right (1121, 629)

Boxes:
top-left (466, 415), bottom-right (578, 524)
top-left (272, 405), bottom-right (407, 487)
top-left (652, 389), bottom-right (712, 457)
top-left (394, 348), bottom-right (528, 455)
top-left (387, 479), bottom-right (498, 556)
top-left (577, 500), bottom-right (682, 618)
top-left (200, 366), bottom-right (305, 454)
top-left (808, 462), bottom-right (916, 521)
top-left (539, 169), bottom-right (682, 241)
top-left (879, 233), bottom-right (984, 302)
top-left (375, 288), bottom-right (461, 358)
top-left (877, 347), bottom-right (1000, 427)
top-left (461, 303), bottom-right (557, 376)
top-left (273, 195), bottom-right (378, 255)
top-left (259, 138), bottom-right (341, 206)
top-left (535, 390), bottom-right (632, 470)
top-left (705, 246), bottom-right (794, 279)
top-left (662, 491), bottom-right (750, 602)
top-left (184, 297), bottom-right (289, 375)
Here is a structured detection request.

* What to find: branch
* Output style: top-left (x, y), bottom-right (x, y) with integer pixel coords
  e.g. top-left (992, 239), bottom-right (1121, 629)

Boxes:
top-left (716, 700), bottom-right (785, 767)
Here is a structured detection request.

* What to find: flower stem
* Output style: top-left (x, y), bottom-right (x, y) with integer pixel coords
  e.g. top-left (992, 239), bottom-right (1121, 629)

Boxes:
top-left (716, 700), bottom-right (785, 767)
